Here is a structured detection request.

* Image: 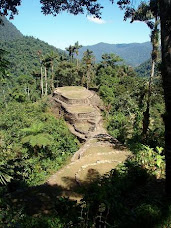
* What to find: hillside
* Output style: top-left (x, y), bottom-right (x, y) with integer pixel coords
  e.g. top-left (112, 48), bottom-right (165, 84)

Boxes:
top-left (0, 36), bottom-right (65, 77)
top-left (78, 42), bottom-right (152, 67)
top-left (0, 17), bottom-right (65, 77)
top-left (0, 17), bottom-right (152, 73)
top-left (0, 16), bottom-right (23, 41)
top-left (135, 59), bottom-right (151, 77)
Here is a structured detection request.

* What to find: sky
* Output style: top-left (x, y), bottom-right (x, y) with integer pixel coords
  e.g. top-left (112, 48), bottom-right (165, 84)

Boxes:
top-left (10, 0), bottom-right (151, 50)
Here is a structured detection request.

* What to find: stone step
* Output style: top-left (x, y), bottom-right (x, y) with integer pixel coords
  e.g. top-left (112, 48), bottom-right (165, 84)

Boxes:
top-left (67, 123), bottom-right (86, 141)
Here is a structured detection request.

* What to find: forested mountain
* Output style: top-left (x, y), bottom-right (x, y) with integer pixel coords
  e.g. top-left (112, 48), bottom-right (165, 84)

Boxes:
top-left (0, 36), bottom-right (65, 77)
top-left (0, 17), bottom-right (65, 77)
top-left (0, 16), bottom-right (23, 41)
top-left (78, 42), bottom-right (152, 67)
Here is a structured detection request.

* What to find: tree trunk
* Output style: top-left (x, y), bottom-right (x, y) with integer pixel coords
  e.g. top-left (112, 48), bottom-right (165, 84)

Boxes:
top-left (142, 60), bottom-right (155, 138)
top-left (51, 63), bottom-right (54, 93)
top-left (40, 65), bottom-right (44, 97)
top-left (87, 69), bottom-right (90, 89)
top-left (76, 57), bottom-right (79, 68)
top-left (159, 0), bottom-right (171, 195)
top-left (45, 66), bottom-right (48, 96)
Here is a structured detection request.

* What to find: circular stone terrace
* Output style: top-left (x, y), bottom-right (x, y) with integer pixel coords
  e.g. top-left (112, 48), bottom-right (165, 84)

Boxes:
top-left (54, 86), bottom-right (93, 100)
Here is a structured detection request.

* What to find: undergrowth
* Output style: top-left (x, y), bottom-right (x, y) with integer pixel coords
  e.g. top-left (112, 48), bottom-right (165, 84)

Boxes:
top-left (1, 143), bottom-right (170, 228)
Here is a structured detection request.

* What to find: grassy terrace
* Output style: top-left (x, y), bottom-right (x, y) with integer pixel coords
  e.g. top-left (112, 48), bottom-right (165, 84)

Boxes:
top-left (56, 86), bottom-right (92, 99)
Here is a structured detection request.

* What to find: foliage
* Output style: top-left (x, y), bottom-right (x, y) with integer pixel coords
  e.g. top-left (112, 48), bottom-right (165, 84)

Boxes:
top-left (135, 59), bottom-right (152, 77)
top-left (0, 101), bottom-right (79, 187)
top-left (0, 164), bottom-right (12, 185)
top-left (82, 49), bottom-right (95, 88)
top-left (96, 59), bottom-right (164, 146)
top-left (0, 144), bottom-right (168, 228)
top-left (0, 36), bottom-right (64, 77)
top-left (135, 145), bottom-right (165, 178)
top-left (55, 60), bottom-right (83, 87)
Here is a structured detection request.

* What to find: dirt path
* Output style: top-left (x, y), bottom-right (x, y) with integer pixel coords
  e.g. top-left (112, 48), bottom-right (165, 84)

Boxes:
top-left (47, 86), bottom-right (130, 200)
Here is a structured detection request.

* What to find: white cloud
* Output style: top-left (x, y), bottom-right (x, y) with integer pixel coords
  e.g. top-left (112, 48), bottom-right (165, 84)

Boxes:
top-left (87, 15), bottom-right (106, 24)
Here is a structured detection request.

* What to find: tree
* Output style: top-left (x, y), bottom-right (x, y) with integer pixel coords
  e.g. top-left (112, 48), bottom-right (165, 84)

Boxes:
top-left (159, 0), bottom-right (171, 195)
top-left (49, 51), bottom-right (59, 92)
top-left (65, 45), bottom-right (76, 62)
top-left (142, 16), bottom-right (159, 139)
top-left (101, 53), bottom-right (123, 68)
top-left (74, 41), bottom-right (82, 67)
top-left (117, 0), bottom-right (171, 195)
top-left (125, 1), bottom-right (160, 139)
top-left (43, 52), bottom-right (59, 93)
top-left (82, 49), bottom-right (95, 89)
top-left (37, 51), bottom-right (44, 97)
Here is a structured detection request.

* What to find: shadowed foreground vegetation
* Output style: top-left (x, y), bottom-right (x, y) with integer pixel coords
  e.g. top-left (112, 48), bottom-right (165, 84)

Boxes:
top-left (1, 150), bottom-right (170, 228)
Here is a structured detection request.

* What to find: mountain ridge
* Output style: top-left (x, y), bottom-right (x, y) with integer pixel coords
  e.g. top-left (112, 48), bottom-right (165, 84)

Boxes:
top-left (78, 41), bottom-right (152, 67)
top-left (0, 17), bottom-right (65, 77)
top-left (0, 17), bottom-right (152, 70)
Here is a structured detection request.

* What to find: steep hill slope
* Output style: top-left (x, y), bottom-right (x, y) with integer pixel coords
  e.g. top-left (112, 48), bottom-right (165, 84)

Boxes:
top-left (78, 42), bottom-right (152, 67)
top-left (0, 17), bottom-right (65, 77)
top-left (0, 16), bottom-right (23, 41)
top-left (135, 59), bottom-right (151, 77)
top-left (0, 36), bottom-right (64, 77)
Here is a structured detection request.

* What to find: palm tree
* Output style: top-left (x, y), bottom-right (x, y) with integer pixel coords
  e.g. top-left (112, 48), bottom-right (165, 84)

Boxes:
top-left (37, 51), bottom-right (44, 97)
top-left (65, 45), bottom-right (76, 62)
top-left (46, 51), bottom-right (59, 92)
top-left (142, 16), bottom-right (160, 139)
top-left (74, 41), bottom-right (82, 67)
top-left (82, 49), bottom-right (95, 89)
top-left (126, 1), bottom-right (160, 139)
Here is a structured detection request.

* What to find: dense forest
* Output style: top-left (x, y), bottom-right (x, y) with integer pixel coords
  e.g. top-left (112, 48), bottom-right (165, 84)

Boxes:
top-left (0, 12), bottom-right (170, 228)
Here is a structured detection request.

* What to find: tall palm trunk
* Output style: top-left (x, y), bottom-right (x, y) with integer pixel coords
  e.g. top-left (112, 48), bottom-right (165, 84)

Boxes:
top-left (142, 60), bottom-right (155, 138)
top-left (159, 0), bottom-right (171, 195)
top-left (142, 15), bottom-right (159, 139)
top-left (76, 58), bottom-right (79, 68)
top-left (87, 66), bottom-right (91, 89)
top-left (45, 66), bottom-right (48, 96)
top-left (51, 63), bottom-right (54, 93)
top-left (40, 65), bottom-right (44, 97)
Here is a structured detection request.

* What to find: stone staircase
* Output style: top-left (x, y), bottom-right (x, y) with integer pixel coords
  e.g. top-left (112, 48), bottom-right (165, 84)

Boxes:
top-left (47, 86), bottom-right (130, 199)
top-left (53, 86), bottom-right (104, 140)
